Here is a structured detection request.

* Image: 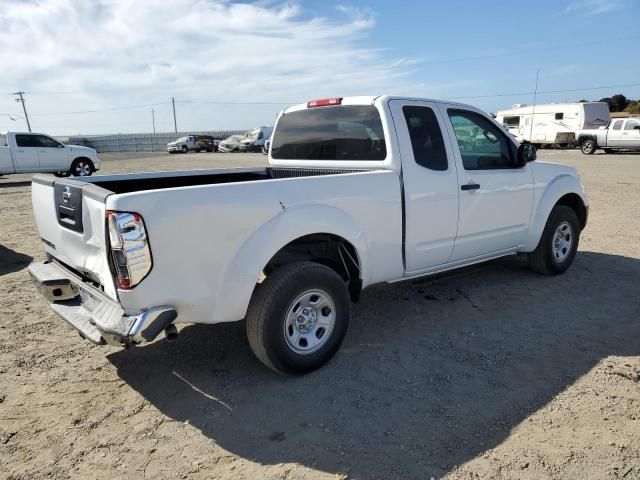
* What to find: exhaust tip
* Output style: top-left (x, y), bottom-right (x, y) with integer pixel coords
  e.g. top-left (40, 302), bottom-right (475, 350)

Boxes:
top-left (165, 324), bottom-right (178, 341)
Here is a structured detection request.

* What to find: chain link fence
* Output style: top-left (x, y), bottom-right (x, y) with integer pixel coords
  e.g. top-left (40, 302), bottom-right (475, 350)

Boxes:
top-left (68, 130), bottom-right (246, 153)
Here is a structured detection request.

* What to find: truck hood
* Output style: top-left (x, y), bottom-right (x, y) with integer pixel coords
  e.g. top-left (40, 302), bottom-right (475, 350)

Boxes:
top-left (68, 145), bottom-right (97, 156)
top-left (534, 160), bottom-right (580, 180)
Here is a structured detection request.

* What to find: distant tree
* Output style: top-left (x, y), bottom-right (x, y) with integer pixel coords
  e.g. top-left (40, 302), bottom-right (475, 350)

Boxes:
top-left (610, 94), bottom-right (630, 112)
top-left (625, 101), bottom-right (640, 114)
top-left (578, 99), bottom-right (589, 102)
top-left (598, 97), bottom-right (613, 112)
top-left (600, 94), bottom-right (630, 112)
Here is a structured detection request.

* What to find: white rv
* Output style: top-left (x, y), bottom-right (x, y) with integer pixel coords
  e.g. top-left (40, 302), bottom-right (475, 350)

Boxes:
top-left (494, 102), bottom-right (610, 147)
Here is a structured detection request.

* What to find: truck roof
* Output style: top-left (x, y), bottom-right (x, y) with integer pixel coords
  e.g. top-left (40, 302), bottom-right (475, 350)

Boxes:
top-left (282, 95), bottom-right (478, 114)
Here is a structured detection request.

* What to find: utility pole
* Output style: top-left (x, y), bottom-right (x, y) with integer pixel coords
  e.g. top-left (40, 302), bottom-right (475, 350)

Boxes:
top-left (171, 97), bottom-right (178, 133)
top-left (528, 69), bottom-right (540, 142)
top-left (151, 108), bottom-right (156, 134)
top-left (13, 91), bottom-right (31, 132)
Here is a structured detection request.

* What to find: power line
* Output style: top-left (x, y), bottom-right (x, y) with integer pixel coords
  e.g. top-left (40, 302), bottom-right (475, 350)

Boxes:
top-left (447, 82), bottom-right (640, 100)
top-left (176, 100), bottom-right (296, 105)
top-left (30, 102), bottom-right (168, 116)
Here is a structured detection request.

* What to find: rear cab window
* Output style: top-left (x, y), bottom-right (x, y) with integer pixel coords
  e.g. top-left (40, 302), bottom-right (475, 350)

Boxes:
top-left (271, 105), bottom-right (386, 161)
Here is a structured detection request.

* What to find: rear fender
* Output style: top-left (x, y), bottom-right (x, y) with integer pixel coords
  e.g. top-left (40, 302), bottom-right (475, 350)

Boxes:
top-left (215, 204), bottom-right (368, 323)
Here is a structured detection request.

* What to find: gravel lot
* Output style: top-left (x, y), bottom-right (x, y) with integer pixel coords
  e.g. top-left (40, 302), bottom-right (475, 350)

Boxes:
top-left (1, 150), bottom-right (639, 480)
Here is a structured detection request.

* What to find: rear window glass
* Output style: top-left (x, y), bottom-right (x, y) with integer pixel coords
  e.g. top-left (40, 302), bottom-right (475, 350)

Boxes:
top-left (271, 105), bottom-right (386, 161)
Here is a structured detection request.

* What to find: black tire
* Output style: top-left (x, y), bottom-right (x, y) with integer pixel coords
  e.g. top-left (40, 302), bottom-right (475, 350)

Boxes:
top-left (181, 145), bottom-right (188, 153)
top-left (69, 158), bottom-right (94, 177)
top-left (581, 139), bottom-right (596, 155)
top-left (246, 261), bottom-right (351, 374)
top-left (528, 205), bottom-right (580, 275)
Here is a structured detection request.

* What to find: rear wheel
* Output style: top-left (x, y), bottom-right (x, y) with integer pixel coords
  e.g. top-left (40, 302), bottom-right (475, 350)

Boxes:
top-left (528, 205), bottom-right (580, 275)
top-left (246, 261), bottom-right (350, 374)
top-left (70, 158), bottom-right (94, 177)
top-left (581, 139), bottom-right (596, 155)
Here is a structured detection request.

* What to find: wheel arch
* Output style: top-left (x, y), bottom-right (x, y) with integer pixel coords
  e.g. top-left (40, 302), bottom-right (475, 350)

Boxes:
top-left (523, 175), bottom-right (588, 252)
top-left (215, 205), bottom-right (370, 323)
top-left (577, 134), bottom-right (597, 146)
top-left (70, 156), bottom-right (94, 174)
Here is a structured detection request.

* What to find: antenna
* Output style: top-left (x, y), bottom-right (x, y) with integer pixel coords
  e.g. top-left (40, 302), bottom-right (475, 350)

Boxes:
top-left (529, 69), bottom-right (540, 142)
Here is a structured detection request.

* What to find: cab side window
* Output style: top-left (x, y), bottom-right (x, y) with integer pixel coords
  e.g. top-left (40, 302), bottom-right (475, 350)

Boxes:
top-left (402, 106), bottom-right (448, 171)
top-left (624, 119), bottom-right (640, 130)
top-left (612, 120), bottom-right (624, 130)
top-left (35, 135), bottom-right (61, 148)
top-left (16, 135), bottom-right (38, 147)
top-left (448, 110), bottom-right (515, 170)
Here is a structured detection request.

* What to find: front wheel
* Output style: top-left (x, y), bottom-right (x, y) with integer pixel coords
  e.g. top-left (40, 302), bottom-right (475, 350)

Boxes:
top-left (246, 262), bottom-right (351, 374)
top-left (70, 158), bottom-right (94, 177)
top-left (528, 205), bottom-right (580, 275)
top-left (581, 139), bottom-right (596, 155)
top-left (181, 145), bottom-right (188, 153)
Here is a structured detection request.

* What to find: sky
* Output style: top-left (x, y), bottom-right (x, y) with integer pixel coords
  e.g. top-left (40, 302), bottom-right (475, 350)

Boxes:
top-left (1, 0), bottom-right (639, 136)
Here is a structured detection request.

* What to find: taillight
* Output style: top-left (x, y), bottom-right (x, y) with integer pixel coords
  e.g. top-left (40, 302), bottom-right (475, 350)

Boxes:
top-left (307, 97), bottom-right (343, 108)
top-left (106, 211), bottom-right (152, 289)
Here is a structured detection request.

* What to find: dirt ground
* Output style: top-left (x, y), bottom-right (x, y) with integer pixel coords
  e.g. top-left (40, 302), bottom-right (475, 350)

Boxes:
top-left (1, 150), bottom-right (639, 480)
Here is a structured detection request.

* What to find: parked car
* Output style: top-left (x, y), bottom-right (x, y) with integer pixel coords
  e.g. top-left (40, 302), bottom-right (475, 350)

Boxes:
top-left (1, 132), bottom-right (100, 177)
top-left (218, 134), bottom-right (243, 152)
top-left (262, 136), bottom-right (271, 155)
top-left (576, 117), bottom-right (640, 154)
top-left (28, 95), bottom-right (588, 375)
top-left (167, 135), bottom-right (217, 153)
top-left (239, 126), bottom-right (273, 152)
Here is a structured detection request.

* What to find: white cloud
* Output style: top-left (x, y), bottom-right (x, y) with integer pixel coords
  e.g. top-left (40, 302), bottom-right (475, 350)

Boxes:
top-left (564, 0), bottom-right (630, 16)
top-left (0, 0), bottom-right (420, 135)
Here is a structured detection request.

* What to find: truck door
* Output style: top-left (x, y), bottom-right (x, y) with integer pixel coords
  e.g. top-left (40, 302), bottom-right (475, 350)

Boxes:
top-left (619, 119), bottom-right (640, 148)
top-left (34, 135), bottom-right (68, 171)
top-left (607, 119), bottom-right (625, 146)
top-left (388, 100), bottom-right (460, 272)
top-left (13, 134), bottom-right (41, 172)
top-left (438, 105), bottom-right (533, 261)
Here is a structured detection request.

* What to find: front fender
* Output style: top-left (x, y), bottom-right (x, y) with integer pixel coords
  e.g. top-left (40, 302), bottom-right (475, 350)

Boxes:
top-left (215, 204), bottom-right (370, 323)
top-left (522, 174), bottom-right (588, 251)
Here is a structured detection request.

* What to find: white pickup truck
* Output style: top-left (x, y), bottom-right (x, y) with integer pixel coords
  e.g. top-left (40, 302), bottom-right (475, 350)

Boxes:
top-left (28, 96), bottom-right (588, 374)
top-left (1, 132), bottom-right (100, 176)
top-left (577, 117), bottom-right (640, 154)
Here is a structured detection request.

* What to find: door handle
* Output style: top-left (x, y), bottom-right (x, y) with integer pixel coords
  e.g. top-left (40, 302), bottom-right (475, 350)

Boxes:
top-left (461, 183), bottom-right (480, 191)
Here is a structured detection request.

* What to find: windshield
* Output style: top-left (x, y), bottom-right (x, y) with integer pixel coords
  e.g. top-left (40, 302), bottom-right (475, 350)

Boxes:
top-left (271, 105), bottom-right (386, 160)
top-left (175, 137), bottom-right (187, 142)
top-left (224, 135), bottom-right (242, 143)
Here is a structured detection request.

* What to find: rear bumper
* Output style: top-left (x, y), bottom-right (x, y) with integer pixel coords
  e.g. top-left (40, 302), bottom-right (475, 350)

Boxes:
top-left (28, 260), bottom-right (176, 346)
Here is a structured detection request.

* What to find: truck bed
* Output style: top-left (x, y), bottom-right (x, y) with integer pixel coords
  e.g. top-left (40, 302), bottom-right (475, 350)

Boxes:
top-left (85, 167), bottom-right (362, 194)
top-left (31, 166), bottom-right (404, 326)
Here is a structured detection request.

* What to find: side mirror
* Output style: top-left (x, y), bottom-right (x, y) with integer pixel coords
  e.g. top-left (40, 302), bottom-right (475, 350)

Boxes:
top-left (517, 143), bottom-right (536, 167)
top-left (634, 126), bottom-right (640, 131)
